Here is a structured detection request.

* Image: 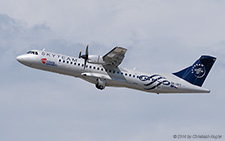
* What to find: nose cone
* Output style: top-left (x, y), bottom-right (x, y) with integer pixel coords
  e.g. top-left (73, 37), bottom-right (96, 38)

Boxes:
top-left (16, 54), bottom-right (35, 66)
top-left (16, 55), bottom-right (23, 63)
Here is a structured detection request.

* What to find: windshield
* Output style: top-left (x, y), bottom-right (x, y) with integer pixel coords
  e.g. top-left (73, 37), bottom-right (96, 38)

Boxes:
top-left (27, 51), bottom-right (38, 55)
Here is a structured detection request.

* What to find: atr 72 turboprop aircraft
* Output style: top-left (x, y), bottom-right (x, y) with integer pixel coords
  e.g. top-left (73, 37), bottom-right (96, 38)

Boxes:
top-left (16, 45), bottom-right (216, 94)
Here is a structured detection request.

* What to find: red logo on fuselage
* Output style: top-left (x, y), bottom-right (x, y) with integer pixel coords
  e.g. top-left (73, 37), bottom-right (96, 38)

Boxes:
top-left (41, 58), bottom-right (47, 64)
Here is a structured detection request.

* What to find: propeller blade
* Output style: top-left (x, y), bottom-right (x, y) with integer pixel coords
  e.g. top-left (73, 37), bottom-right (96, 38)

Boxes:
top-left (79, 50), bottom-right (82, 58)
top-left (83, 44), bottom-right (89, 69)
top-left (84, 59), bottom-right (87, 69)
top-left (79, 44), bottom-right (89, 69)
top-left (86, 44), bottom-right (89, 57)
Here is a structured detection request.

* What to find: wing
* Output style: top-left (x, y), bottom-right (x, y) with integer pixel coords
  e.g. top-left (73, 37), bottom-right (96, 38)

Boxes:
top-left (103, 47), bottom-right (127, 67)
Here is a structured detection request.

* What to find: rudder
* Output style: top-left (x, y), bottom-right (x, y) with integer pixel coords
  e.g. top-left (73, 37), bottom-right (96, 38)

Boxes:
top-left (173, 55), bottom-right (216, 87)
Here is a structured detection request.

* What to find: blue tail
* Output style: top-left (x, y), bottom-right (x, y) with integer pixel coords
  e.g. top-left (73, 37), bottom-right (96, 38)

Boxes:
top-left (173, 55), bottom-right (216, 87)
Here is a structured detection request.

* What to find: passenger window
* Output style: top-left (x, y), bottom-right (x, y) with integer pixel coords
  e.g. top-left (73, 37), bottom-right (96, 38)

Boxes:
top-left (101, 68), bottom-right (103, 71)
top-left (133, 75), bottom-right (135, 78)
top-left (70, 62), bottom-right (73, 64)
top-left (63, 60), bottom-right (65, 63)
top-left (74, 62), bottom-right (76, 65)
top-left (59, 59), bottom-right (61, 62)
top-left (113, 71), bottom-right (115, 73)
top-left (93, 66), bottom-right (96, 69)
top-left (67, 61), bottom-right (69, 64)
top-left (125, 73), bottom-right (127, 76)
top-left (82, 64), bottom-right (84, 67)
top-left (97, 68), bottom-right (99, 70)
top-left (89, 66), bottom-right (92, 69)
top-left (109, 70), bottom-right (111, 73)
top-left (78, 63), bottom-right (80, 66)
top-left (129, 74), bottom-right (131, 77)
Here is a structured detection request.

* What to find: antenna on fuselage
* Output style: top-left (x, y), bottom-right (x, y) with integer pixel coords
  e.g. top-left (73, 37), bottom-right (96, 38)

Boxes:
top-left (42, 48), bottom-right (45, 51)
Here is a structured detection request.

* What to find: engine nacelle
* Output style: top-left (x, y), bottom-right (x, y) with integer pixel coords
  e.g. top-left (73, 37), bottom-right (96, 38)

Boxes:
top-left (96, 78), bottom-right (106, 90)
top-left (87, 55), bottom-right (106, 64)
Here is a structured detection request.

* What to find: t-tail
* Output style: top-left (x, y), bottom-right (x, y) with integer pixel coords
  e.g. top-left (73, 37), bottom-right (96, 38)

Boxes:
top-left (173, 55), bottom-right (216, 87)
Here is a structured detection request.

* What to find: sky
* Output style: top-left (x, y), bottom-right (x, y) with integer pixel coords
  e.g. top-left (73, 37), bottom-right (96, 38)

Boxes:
top-left (0, 0), bottom-right (225, 141)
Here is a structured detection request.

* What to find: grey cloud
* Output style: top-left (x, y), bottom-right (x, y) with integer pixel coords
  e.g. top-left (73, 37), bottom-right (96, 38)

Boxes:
top-left (0, 14), bottom-right (85, 71)
top-left (0, 14), bottom-right (52, 70)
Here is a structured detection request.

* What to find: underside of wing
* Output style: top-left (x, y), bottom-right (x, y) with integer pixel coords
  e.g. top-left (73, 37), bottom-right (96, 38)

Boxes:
top-left (103, 47), bottom-right (127, 67)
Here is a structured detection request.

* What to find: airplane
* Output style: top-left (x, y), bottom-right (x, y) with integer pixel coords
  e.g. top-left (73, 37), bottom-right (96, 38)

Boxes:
top-left (16, 45), bottom-right (216, 94)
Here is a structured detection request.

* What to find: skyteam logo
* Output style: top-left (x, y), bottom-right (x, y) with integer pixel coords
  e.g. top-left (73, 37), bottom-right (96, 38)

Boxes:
top-left (139, 75), bottom-right (151, 81)
top-left (139, 74), bottom-right (171, 90)
top-left (41, 58), bottom-right (57, 67)
top-left (191, 64), bottom-right (206, 78)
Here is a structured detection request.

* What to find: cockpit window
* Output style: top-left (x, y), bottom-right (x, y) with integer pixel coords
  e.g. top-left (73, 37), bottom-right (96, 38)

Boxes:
top-left (27, 51), bottom-right (38, 55)
top-left (27, 51), bottom-right (32, 54)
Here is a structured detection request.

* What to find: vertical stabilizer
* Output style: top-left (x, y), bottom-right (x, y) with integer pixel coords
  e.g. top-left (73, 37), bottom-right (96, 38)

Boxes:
top-left (173, 55), bottom-right (216, 87)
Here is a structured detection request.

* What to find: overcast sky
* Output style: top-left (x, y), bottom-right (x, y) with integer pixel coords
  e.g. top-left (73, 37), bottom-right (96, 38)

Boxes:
top-left (0, 0), bottom-right (225, 141)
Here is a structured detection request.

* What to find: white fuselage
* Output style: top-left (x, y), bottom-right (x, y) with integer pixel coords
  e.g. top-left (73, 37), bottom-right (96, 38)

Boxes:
top-left (16, 50), bottom-right (210, 94)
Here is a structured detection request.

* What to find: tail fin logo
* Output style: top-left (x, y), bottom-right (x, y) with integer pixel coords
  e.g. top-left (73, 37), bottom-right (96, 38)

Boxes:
top-left (173, 55), bottom-right (216, 87)
top-left (191, 64), bottom-right (206, 78)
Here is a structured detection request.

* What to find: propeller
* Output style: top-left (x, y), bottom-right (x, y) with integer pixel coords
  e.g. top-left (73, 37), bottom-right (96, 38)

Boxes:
top-left (79, 44), bottom-right (89, 69)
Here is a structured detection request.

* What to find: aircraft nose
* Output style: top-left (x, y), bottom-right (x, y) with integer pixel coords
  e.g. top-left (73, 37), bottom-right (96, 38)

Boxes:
top-left (16, 55), bottom-right (23, 63)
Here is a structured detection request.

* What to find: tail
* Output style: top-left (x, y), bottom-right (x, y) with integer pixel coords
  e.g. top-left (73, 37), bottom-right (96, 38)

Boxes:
top-left (173, 55), bottom-right (216, 87)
